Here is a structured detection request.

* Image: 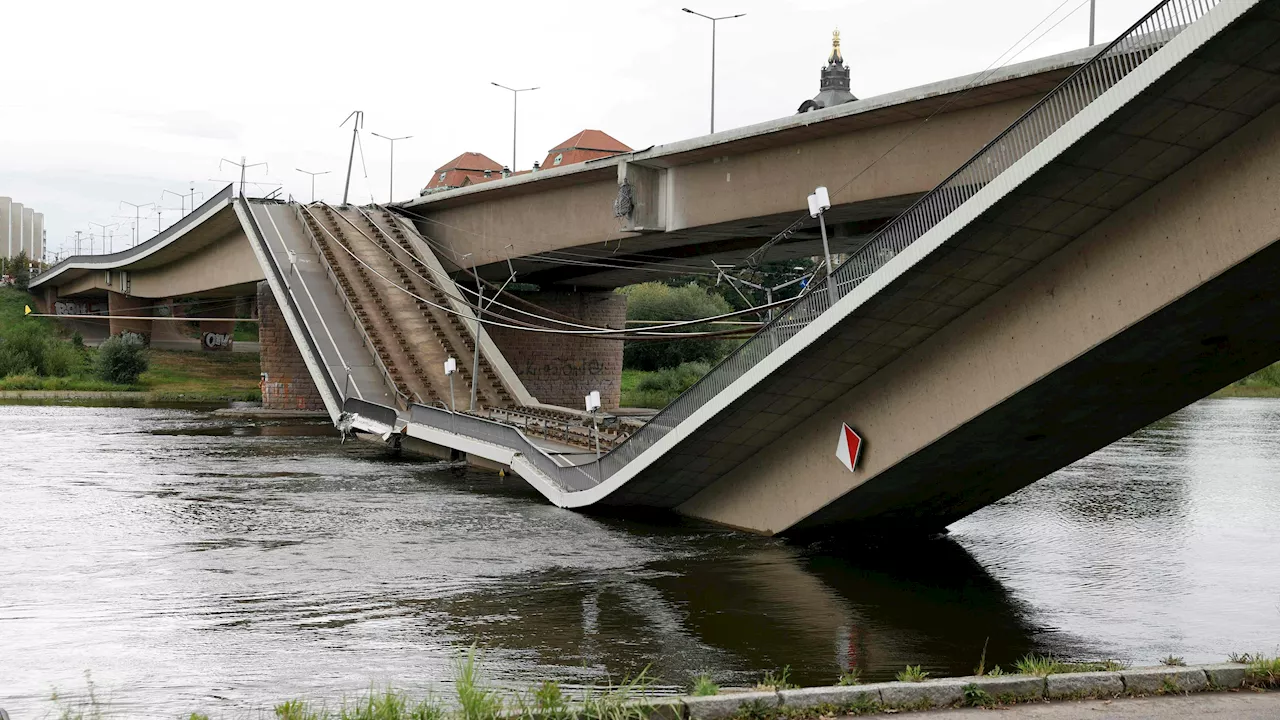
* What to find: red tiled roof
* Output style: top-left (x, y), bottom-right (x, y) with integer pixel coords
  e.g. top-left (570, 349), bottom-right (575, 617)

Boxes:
top-left (542, 129), bottom-right (631, 169)
top-left (438, 152), bottom-right (503, 173)
top-left (424, 152), bottom-right (506, 191)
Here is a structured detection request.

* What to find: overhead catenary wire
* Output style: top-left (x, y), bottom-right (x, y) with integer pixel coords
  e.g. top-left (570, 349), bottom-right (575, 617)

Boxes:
top-left (304, 203), bottom-right (795, 339)
top-left (354, 202), bottom-right (785, 337)
top-left (377, 203), bottom-right (752, 333)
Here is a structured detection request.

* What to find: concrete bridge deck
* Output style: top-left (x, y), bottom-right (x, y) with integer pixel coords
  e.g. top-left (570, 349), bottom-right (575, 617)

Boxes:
top-left (29, 0), bottom-right (1280, 536)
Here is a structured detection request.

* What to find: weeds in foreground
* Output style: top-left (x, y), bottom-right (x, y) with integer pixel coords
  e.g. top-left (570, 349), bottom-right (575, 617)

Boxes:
top-left (513, 680), bottom-right (569, 720)
top-left (454, 646), bottom-right (504, 720)
top-left (961, 683), bottom-right (994, 708)
top-left (1012, 654), bottom-right (1126, 677)
top-left (973, 638), bottom-right (989, 677)
top-left (1159, 655), bottom-right (1186, 667)
top-left (690, 674), bottom-right (720, 696)
top-left (1244, 654), bottom-right (1280, 687)
top-left (985, 666), bottom-right (1006, 677)
top-left (50, 671), bottom-right (106, 720)
top-left (755, 667), bottom-right (796, 691)
top-left (578, 670), bottom-right (654, 720)
top-left (895, 665), bottom-right (929, 683)
top-left (836, 668), bottom-right (860, 686)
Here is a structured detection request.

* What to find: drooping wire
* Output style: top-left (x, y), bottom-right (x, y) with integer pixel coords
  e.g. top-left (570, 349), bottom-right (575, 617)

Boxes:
top-left (306, 203), bottom-right (794, 339)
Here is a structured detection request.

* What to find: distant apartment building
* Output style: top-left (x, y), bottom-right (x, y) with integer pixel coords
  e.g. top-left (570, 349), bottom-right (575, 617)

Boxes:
top-left (0, 196), bottom-right (45, 261)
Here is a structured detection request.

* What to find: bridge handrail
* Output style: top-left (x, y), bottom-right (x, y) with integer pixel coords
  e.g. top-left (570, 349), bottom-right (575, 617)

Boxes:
top-left (237, 196), bottom-right (344, 410)
top-left (268, 205), bottom-right (363, 402)
top-left (590, 0), bottom-right (1226, 482)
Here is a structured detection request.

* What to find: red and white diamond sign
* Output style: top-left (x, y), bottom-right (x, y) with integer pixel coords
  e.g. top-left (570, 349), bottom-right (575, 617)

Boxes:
top-left (836, 423), bottom-right (863, 472)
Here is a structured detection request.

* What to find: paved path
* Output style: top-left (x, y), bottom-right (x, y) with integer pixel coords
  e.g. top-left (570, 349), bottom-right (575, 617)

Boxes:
top-left (900, 690), bottom-right (1279, 718)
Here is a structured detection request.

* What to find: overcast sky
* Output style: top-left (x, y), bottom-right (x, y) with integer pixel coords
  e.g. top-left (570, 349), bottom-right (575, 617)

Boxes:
top-left (2, 0), bottom-right (1159, 259)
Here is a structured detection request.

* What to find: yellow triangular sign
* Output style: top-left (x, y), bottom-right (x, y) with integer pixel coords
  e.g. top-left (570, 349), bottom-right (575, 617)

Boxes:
top-left (24, 305), bottom-right (32, 316)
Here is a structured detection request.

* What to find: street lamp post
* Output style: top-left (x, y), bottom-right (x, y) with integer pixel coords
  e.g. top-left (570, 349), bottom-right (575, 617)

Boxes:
top-left (88, 222), bottom-right (118, 254)
top-left (370, 133), bottom-right (412, 203)
top-left (1089, 0), bottom-right (1097, 45)
top-left (295, 168), bottom-right (331, 203)
top-left (491, 82), bottom-right (539, 172)
top-left (682, 8), bottom-right (745, 134)
top-left (119, 201), bottom-right (154, 247)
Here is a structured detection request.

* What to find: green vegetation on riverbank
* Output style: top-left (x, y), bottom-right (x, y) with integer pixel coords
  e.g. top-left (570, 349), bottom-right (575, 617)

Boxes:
top-left (1, 287), bottom-right (261, 402)
top-left (1215, 361), bottom-right (1280, 398)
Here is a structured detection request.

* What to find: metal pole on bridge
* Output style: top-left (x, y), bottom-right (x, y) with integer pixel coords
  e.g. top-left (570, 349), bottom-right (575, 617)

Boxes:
top-left (808, 187), bottom-right (837, 305)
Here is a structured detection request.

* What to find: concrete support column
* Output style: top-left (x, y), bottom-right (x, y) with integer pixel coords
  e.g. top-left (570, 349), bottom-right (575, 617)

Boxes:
top-left (487, 290), bottom-right (626, 409)
top-left (257, 282), bottom-right (324, 411)
top-left (107, 291), bottom-right (152, 342)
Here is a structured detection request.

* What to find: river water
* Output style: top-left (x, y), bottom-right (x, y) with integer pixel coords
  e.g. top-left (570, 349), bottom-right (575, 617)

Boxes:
top-left (2, 399), bottom-right (1278, 717)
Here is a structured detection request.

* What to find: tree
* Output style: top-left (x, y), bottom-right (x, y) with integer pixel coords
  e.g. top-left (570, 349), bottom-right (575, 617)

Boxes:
top-left (619, 282), bottom-right (734, 371)
top-left (12, 250), bottom-right (30, 291)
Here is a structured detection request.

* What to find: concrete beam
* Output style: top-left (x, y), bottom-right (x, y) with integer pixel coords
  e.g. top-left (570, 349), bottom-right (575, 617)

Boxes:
top-left (677, 102), bottom-right (1280, 534)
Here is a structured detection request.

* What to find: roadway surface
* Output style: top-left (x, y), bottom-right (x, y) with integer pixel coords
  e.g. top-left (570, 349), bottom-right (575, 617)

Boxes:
top-left (899, 690), bottom-right (1280, 718)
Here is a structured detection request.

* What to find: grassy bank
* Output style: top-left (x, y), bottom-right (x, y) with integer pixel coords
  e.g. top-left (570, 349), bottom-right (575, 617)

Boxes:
top-left (2, 287), bottom-right (261, 402)
top-left (0, 349), bottom-right (261, 401)
top-left (1214, 361), bottom-right (1280, 398)
top-left (620, 363), bottom-right (710, 409)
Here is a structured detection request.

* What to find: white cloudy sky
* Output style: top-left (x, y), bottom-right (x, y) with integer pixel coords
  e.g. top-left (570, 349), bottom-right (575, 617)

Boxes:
top-left (1, 0), bottom-right (1158, 259)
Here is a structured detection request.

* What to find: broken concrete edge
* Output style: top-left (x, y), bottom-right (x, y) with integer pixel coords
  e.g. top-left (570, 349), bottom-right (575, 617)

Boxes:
top-left (614, 663), bottom-right (1255, 719)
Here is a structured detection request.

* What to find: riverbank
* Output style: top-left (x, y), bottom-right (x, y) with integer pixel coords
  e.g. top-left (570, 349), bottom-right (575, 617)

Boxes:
top-left (33, 656), bottom-right (1279, 720)
top-left (1, 287), bottom-right (261, 403)
top-left (0, 348), bottom-right (262, 402)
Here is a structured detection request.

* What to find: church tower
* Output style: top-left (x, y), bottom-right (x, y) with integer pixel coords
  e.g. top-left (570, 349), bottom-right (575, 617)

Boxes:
top-left (798, 30), bottom-right (859, 113)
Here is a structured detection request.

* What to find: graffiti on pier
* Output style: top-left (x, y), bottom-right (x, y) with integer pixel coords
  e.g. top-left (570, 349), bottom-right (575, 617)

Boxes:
top-left (202, 332), bottom-right (233, 350)
top-left (519, 357), bottom-right (606, 378)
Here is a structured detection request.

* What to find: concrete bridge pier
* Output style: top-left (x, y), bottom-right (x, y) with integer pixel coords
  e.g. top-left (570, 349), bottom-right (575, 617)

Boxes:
top-left (256, 281), bottom-right (324, 411)
top-left (488, 289), bottom-right (626, 409)
top-left (107, 291), bottom-right (152, 342)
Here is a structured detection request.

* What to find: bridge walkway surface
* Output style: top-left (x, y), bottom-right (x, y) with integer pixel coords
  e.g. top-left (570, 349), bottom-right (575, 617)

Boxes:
top-left (223, 0), bottom-right (1280, 533)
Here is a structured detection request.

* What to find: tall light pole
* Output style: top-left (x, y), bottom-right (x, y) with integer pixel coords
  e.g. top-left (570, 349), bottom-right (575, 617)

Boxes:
top-left (370, 133), bottom-right (412, 203)
top-left (295, 168), bottom-right (331, 203)
top-left (1089, 0), bottom-right (1097, 45)
top-left (88, 222), bottom-right (118, 254)
top-left (491, 82), bottom-right (539, 172)
top-left (120, 201), bottom-right (153, 247)
top-left (220, 156), bottom-right (268, 197)
top-left (340, 110), bottom-right (364, 206)
top-left (682, 8), bottom-right (745, 134)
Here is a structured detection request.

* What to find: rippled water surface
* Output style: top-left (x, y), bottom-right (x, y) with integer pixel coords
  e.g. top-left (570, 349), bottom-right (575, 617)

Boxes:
top-left (2, 399), bottom-right (1279, 717)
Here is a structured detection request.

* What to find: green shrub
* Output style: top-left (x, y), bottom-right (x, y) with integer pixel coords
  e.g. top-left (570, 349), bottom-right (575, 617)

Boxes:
top-left (690, 674), bottom-right (719, 696)
top-left (0, 321), bottom-right (47, 376)
top-left (96, 333), bottom-right (150, 385)
top-left (43, 340), bottom-right (83, 377)
top-left (619, 282), bottom-right (733, 371)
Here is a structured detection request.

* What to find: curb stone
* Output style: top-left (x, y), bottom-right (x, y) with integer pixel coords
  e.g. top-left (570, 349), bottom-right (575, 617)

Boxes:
top-left (624, 699), bottom-right (684, 720)
top-left (1200, 663), bottom-right (1248, 688)
top-left (1122, 667), bottom-right (1208, 694)
top-left (880, 678), bottom-right (964, 709)
top-left (683, 691), bottom-right (779, 720)
top-left (777, 683), bottom-right (888, 709)
top-left (1044, 671), bottom-right (1124, 699)
top-left (961, 674), bottom-right (1045, 700)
